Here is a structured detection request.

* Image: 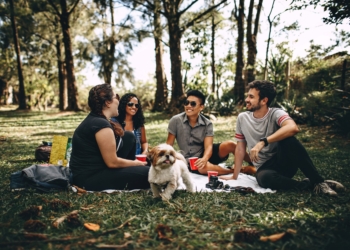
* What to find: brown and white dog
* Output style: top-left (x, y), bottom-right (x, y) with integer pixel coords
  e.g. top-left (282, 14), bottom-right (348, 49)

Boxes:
top-left (147, 144), bottom-right (194, 200)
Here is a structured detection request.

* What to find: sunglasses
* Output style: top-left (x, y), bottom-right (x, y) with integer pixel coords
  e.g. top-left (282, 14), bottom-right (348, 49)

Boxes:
top-left (127, 102), bottom-right (140, 108)
top-left (184, 100), bottom-right (198, 107)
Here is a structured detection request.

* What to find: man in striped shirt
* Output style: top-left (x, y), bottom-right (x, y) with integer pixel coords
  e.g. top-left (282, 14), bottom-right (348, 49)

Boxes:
top-left (221, 80), bottom-right (344, 196)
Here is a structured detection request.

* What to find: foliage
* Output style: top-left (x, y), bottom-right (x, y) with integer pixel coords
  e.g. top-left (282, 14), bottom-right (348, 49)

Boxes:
top-left (116, 79), bottom-right (157, 110)
top-left (277, 50), bottom-right (350, 135)
top-left (205, 89), bottom-right (238, 116)
top-left (0, 110), bottom-right (350, 249)
top-left (290, 0), bottom-right (350, 25)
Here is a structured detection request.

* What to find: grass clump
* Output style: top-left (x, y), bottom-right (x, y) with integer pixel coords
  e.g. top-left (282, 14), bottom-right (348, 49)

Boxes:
top-left (0, 108), bottom-right (350, 249)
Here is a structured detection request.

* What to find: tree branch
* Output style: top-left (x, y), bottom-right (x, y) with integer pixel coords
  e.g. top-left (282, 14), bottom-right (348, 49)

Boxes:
top-left (181, 0), bottom-right (227, 33)
top-left (232, 0), bottom-right (238, 19)
top-left (47, 0), bottom-right (61, 17)
top-left (68, 0), bottom-right (81, 14)
top-left (253, 0), bottom-right (263, 36)
top-left (161, 0), bottom-right (169, 17)
top-left (130, 0), bottom-right (166, 16)
top-left (178, 0), bottom-right (199, 16)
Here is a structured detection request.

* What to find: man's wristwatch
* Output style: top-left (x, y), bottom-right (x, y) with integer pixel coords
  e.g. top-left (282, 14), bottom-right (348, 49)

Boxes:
top-left (260, 137), bottom-right (268, 147)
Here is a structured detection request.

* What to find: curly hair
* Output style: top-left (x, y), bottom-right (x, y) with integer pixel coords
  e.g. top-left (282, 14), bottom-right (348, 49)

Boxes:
top-left (88, 83), bottom-right (124, 137)
top-left (248, 80), bottom-right (276, 106)
top-left (116, 93), bottom-right (145, 130)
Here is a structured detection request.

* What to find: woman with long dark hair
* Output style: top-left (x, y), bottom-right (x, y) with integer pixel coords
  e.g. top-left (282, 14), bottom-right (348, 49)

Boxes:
top-left (70, 84), bottom-right (150, 191)
top-left (112, 93), bottom-right (148, 155)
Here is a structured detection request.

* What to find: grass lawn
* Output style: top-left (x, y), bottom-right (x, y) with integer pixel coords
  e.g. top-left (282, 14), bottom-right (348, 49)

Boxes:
top-left (0, 107), bottom-right (350, 249)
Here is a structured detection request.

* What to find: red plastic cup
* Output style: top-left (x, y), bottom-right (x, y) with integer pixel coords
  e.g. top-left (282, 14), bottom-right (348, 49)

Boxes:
top-left (207, 171), bottom-right (218, 181)
top-left (136, 154), bottom-right (147, 162)
top-left (188, 157), bottom-right (198, 170)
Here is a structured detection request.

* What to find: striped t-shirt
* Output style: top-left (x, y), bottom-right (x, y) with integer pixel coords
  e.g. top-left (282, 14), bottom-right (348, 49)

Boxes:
top-left (235, 108), bottom-right (291, 168)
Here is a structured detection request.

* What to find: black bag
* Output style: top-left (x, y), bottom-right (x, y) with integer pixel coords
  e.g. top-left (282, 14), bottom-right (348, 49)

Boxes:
top-left (35, 142), bottom-right (52, 162)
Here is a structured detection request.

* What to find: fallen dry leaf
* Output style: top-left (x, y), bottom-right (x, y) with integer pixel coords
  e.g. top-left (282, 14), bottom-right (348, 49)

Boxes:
top-left (53, 210), bottom-right (79, 228)
top-left (23, 232), bottom-right (48, 240)
top-left (73, 185), bottom-right (87, 194)
top-left (24, 220), bottom-right (46, 232)
top-left (96, 241), bottom-right (133, 249)
top-left (260, 232), bottom-right (289, 242)
top-left (260, 229), bottom-right (296, 242)
top-left (49, 199), bottom-right (71, 210)
top-left (66, 213), bottom-right (81, 227)
top-left (124, 232), bottom-right (131, 239)
top-left (84, 223), bottom-right (100, 231)
top-left (155, 224), bottom-right (173, 242)
top-left (19, 206), bottom-right (43, 219)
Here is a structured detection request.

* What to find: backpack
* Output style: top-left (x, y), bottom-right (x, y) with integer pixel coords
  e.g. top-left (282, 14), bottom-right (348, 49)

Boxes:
top-left (10, 164), bottom-right (72, 193)
top-left (35, 142), bottom-right (52, 162)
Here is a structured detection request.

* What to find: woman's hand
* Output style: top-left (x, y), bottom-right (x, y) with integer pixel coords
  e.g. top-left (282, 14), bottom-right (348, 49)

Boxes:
top-left (134, 159), bottom-right (147, 166)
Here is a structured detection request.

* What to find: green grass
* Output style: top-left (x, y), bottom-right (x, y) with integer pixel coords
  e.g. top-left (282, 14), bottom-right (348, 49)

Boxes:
top-left (1, 108), bottom-right (350, 249)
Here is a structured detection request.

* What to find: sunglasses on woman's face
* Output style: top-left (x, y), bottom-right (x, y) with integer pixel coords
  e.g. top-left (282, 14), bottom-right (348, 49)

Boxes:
top-left (184, 100), bottom-right (198, 107)
top-left (127, 102), bottom-right (140, 109)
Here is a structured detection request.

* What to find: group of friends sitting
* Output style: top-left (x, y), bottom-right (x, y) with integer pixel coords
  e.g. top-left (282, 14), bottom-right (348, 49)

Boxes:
top-left (69, 80), bottom-right (344, 196)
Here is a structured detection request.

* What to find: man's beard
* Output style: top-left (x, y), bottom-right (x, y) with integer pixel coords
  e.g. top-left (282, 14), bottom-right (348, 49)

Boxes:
top-left (246, 102), bottom-right (261, 112)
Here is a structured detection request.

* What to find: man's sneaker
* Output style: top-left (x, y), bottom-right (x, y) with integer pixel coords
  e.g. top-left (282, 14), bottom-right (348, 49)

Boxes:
top-left (314, 182), bottom-right (337, 196)
top-left (324, 180), bottom-right (345, 192)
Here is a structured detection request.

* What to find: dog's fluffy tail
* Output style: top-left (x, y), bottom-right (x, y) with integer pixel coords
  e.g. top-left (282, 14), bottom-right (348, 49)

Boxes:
top-left (175, 152), bottom-right (187, 164)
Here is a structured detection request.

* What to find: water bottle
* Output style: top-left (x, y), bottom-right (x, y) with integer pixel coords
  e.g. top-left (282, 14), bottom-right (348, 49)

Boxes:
top-left (65, 138), bottom-right (72, 167)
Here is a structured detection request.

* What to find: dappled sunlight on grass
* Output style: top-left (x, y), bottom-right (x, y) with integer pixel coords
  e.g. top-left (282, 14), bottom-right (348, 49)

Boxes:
top-left (0, 110), bottom-right (350, 249)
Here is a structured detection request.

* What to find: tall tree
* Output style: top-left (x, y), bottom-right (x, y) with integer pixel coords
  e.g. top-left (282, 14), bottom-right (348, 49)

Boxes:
top-left (246, 0), bottom-right (263, 84)
top-left (161, 0), bottom-right (227, 111)
top-left (152, 0), bottom-right (168, 111)
top-left (38, 12), bottom-right (68, 110)
top-left (47, 0), bottom-right (81, 111)
top-left (8, 0), bottom-right (26, 109)
top-left (128, 0), bottom-right (227, 111)
top-left (231, 0), bottom-right (245, 104)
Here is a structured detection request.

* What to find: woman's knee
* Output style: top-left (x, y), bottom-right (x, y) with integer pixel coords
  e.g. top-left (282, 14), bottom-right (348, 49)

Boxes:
top-left (123, 131), bottom-right (136, 142)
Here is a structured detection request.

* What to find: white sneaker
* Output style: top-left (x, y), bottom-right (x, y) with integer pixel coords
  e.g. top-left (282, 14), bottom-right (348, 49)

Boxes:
top-left (324, 180), bottom-right (345, 192)
top-left (314, 182), bottom-right (337, 196)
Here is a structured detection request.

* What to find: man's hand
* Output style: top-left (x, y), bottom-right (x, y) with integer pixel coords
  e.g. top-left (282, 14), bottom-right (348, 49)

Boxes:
top-left (249, 141), bottom-right (265, 162)
top-left (195, 158), bottom-right (207, 169)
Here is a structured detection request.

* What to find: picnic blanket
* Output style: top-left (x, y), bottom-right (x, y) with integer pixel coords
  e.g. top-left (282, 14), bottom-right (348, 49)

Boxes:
top-left (72, 172), bottom-right (275, 194)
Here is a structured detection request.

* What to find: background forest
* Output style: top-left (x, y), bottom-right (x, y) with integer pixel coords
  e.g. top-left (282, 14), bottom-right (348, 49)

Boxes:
top-left (0, 0), bottom-right (349, 135)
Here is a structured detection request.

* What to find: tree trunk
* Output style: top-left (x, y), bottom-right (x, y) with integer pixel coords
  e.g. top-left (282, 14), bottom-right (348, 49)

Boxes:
top-left (103, 0), bottom-right (116, 85)
top-left (211, 13), bottom-right (216, 96)
top-left (8, 0), bottom-right (26, 109)
top-left (164, 6), bottom-right (185, 111)
top-left (152, 0), bottom-right (168, 112)
top-left (59, 0), bottom-right (80, 111)
top-left (341, 59), bottom-right (347, 90)
top-left (264, 0), bottom-right (276, 80)
top-left (56, 37), bottom-right (67, 110)
top-left (232, 0), bottom-right (245, 104)
top-left (284, 60), bottom-right (290, 99)
top-left (246, 0), bottom-right (263, 84)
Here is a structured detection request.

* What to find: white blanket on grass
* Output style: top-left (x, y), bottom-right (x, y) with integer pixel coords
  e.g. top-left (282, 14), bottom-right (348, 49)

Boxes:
top-left (72, 172), bottom-right (275, 194)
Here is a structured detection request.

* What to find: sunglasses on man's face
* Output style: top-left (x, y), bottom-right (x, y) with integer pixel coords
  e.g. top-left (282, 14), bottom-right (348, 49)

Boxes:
top-left (127, 102), bottom-right (140, 109)
top-left (184, 100), bottom-right (198, 107)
